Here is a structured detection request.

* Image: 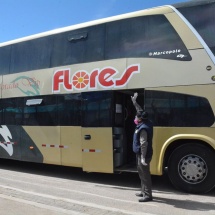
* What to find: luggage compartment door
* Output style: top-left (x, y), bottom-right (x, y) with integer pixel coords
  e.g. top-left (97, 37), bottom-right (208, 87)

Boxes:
top-left (81, 91), bottom-right (114, 173)
top-left (82, 127), bottom-right (113, 173)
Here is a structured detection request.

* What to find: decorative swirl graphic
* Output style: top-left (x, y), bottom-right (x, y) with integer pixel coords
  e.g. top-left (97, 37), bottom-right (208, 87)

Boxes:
top-left (11, 76), bottom-right (40, 96)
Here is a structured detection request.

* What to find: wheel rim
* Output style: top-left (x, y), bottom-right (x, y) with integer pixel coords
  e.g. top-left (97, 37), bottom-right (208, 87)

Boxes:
top-left (178, 154), bottom-right (208, 184)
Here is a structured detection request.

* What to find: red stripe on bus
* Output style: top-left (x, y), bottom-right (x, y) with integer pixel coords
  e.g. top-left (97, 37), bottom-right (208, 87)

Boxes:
top-left (42, 144), bottom-right (68, 148)
top-left (0, 142), bottom-right (18, 144)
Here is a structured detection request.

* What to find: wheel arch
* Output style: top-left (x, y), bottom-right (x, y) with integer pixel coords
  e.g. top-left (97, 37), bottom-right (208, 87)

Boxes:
top-left (157, 134), bottom-right (215, 175)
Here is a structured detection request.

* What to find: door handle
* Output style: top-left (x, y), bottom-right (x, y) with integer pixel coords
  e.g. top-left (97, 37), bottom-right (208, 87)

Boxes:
top-left (84, 135), bottom-right (91, 140)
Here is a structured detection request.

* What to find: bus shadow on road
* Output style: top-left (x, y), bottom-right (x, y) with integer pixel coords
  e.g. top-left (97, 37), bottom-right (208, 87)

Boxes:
top-left (0, 159), bottom-right (214, 197)
top-left (153, 196), bottom-right (215, 212)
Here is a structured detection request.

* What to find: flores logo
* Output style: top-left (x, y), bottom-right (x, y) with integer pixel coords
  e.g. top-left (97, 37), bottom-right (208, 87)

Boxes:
top-left (53, 64), bottom-right (140, 92)
top-left (0, 126), bottom-right (13, 156)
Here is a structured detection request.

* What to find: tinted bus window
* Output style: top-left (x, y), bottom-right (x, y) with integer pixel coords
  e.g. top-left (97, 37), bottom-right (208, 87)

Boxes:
top-left (145, 90), bottom-right (214, 127)
top-left (57, 94), bottom-right (82, 126)
top-left (82, 92), bottom-right (112, 127)
top-left (0, 45), bottom-right (11, 75)
top-left (1, 14), bottom-right (193, 75)
top-left (51, 25), bottom-right (105, 67)
top-left (24, 96), bottom-right (57, 126)
top-left (106, 15), bottom-right (191, 61)
top-left (10, 37), bottom-right (52, 73)
top-left (178, 2), bottom-right (215, 56)
top-left (0, 95), bottom-right (82, 126)
top-left (0, 98), bottom-right (23, 125)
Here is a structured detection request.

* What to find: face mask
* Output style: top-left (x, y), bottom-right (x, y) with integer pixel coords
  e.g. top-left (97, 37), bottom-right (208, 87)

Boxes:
top-left (134, 119), bottom-right (139, 125)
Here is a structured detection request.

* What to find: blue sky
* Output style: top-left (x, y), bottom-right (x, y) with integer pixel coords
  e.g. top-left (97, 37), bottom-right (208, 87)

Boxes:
top-left (0, 0), bottom-right (189, 43)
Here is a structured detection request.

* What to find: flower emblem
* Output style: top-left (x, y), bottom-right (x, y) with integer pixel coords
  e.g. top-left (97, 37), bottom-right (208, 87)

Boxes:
top-left (72, 71), bottom-right (89, 89)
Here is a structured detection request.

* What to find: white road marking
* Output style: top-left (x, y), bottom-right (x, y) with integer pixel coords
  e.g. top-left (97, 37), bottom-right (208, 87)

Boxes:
top-left (0, 174), bottom-right (158, 207)
top-left (0, 193), bottom-right (87, 215)
top-left (0, 184), bottom-right (157, 215)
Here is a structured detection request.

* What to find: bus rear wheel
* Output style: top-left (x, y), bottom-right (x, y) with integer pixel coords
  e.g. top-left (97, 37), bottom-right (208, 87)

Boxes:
top-left (168, 143), bottom-right (215, 193)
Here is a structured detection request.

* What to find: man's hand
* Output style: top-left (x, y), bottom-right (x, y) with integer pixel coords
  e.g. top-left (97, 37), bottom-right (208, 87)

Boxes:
top-left (141, 157), bottom-right (147, 166)
top-left (131, 92), bottom-right (138, 104)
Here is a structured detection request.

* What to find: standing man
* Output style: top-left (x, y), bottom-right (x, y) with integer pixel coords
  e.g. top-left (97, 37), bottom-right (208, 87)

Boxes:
top-left (131, 93), bottom-right (153, 202)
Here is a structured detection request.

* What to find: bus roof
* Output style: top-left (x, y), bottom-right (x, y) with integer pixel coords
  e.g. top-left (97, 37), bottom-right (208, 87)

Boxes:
top-left (1, 0), bottom-right (214, 48)
top-left (0, 5), bottom-right (174, 48)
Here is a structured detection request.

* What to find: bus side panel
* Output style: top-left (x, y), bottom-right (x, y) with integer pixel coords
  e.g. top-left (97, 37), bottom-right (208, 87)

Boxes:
top-left (21, 126), bottom-right (43, 162)
top-left (23, 126), bottom-right (61, 165)
top-left (0, 125), bottom-right (22, 161)
top-left (82, 127), bottom-right (113, 173)
top-left (60, 126), bottom-right (82, 167)
top-left (150, 127), bottom-right (162, 175)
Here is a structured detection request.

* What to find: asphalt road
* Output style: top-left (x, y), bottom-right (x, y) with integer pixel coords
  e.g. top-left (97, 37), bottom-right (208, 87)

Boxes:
top-left (0, 160), bottom-right (214, 215)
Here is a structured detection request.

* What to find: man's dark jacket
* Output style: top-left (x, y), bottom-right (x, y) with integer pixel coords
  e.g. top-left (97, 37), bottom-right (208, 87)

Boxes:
top-left (133, 120), bottom-right (153, 158)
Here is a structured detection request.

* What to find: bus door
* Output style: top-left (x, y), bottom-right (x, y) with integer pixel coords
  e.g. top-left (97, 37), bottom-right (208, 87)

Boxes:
top-left (113, 92), bottom-right (127, 168)
top-left (81, 92), bottom-right (114, 173)
top-left (113, 90), bottom-right (145, 169)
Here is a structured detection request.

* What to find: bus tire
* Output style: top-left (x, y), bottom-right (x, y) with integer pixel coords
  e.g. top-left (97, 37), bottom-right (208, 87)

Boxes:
top-left (167, 143), bottom-right (215, 193)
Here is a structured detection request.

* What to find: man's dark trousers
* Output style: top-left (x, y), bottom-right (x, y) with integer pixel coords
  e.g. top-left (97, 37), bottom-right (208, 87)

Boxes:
top-left (136, 155), bottom-right (152, 198)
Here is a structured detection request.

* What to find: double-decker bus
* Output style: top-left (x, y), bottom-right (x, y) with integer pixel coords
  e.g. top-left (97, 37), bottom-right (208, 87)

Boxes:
top-left (0, 0), bottom-right (215, 194)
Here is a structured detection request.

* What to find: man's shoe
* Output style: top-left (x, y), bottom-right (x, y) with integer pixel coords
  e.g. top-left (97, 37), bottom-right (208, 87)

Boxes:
top-left (139, 197), bottom-right (153, 202)
top-left (135, 193), bottom-right (143, 197)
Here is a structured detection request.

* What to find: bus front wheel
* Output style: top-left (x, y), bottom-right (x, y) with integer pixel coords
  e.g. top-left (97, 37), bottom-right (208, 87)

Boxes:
top-left (168, 143), bottom-right (215, 193)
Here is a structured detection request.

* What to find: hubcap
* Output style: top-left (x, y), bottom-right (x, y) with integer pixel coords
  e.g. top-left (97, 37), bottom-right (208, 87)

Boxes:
top-left (178, 154), bottom-right (207, 184)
